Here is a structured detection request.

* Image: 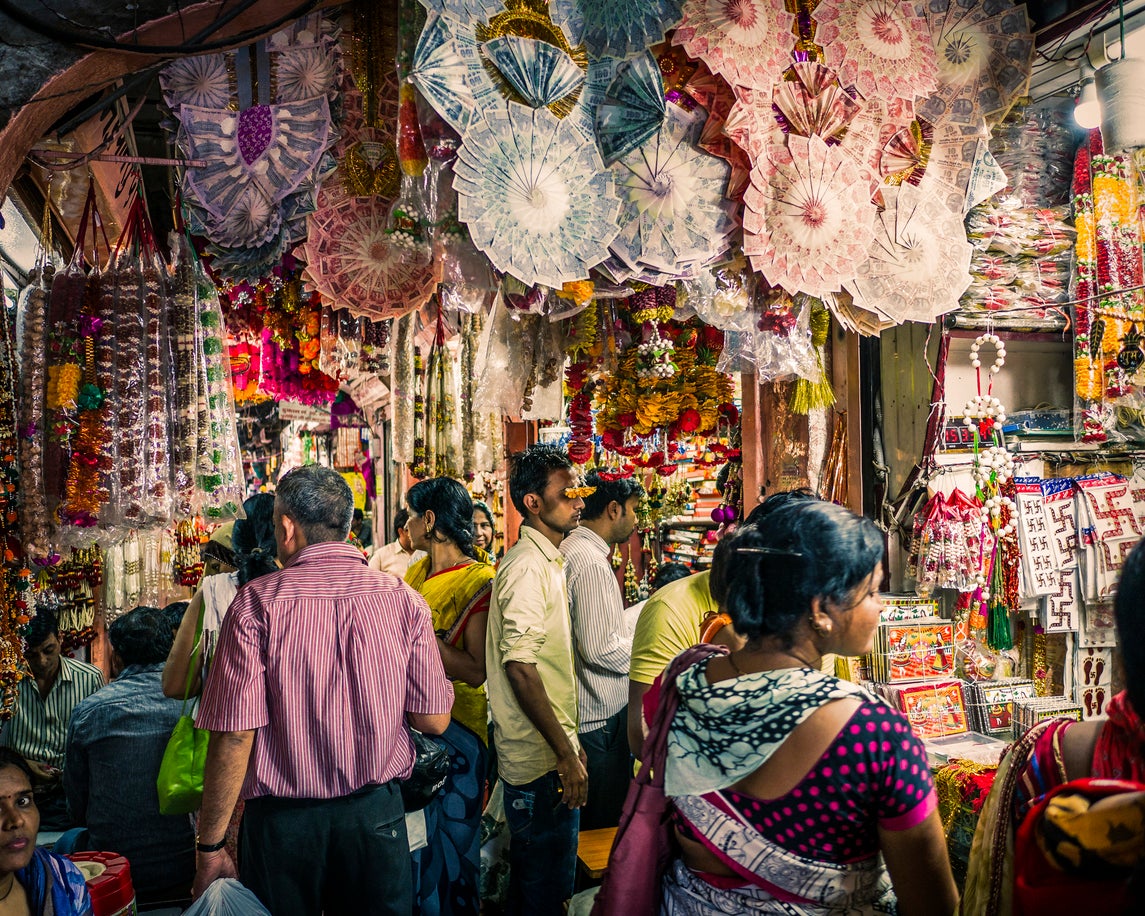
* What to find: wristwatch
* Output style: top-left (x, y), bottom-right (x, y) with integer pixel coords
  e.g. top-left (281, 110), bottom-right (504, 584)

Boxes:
top-left (196, 837), bottom-right (227, 853)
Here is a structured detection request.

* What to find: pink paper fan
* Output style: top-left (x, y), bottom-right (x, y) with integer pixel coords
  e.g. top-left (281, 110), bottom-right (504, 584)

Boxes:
top-left (742, 134), bottom-right (876, 297)
top-left (771, 61), bottom-right (859, 141)
top-left (815, 0), bottom-right (938, 104)
top-left (673, 0), bottom-right (795, 91)
top-left (301, 197), bottom-right (442, 320)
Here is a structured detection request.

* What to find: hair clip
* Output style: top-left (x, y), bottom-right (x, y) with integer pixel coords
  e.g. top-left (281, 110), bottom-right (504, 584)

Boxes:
top-left (735, 546), bottom-right (804, 559)
top-left (564, 485), bottom-right (597, 499)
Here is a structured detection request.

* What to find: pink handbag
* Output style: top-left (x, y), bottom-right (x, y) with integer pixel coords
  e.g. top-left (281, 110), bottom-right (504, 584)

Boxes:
top-left (591, 644), bottom-right (727, 916)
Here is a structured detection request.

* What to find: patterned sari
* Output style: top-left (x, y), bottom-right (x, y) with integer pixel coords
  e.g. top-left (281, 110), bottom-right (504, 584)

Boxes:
top-left (406, 555), bottom-right (495, 916)
top-left (17, 848), bottom-right (93, 916)
top-left (663, 661), bottom-right (898, 915)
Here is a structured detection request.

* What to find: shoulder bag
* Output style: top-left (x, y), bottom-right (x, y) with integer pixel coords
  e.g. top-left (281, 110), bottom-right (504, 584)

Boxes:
top-left (157, 606), bottom-right (211, 815)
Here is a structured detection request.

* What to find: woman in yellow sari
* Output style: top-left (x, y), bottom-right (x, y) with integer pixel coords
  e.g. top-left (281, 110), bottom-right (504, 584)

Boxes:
top-left (404, 477), bottom-right (496, 916)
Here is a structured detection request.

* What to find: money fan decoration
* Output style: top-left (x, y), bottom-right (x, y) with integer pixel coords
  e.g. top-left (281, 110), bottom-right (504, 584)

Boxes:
top-left (550, 0), bottom-right (685, 60)
top-left (410, 13), bottom-right (501, 133)
top-left (880, 117), bottom-right (987, 214)
top-left (814, 0), bottom-right (938, 104)
top-left (453, 104), bottom-right (621, 288)
top-left (483, 35), bottom-right (586, 116)
top-left (743, 134), bottom-right (876, 298)
top-left (609, 108), bottom-right (736, 282)
top-left (301, 196), bottom-right (442, 320)
top-left (844, 184), bottom-right (972, 325)
top-left (919, 0), bottom-right (1034, 127)
top-left (595, 51), bottom-right (666, 165)
top-left (771, 61), bottom-right (860, 142)
top-left (673, 0), bottom-right (795, 91)
top-left (418, 0), bottom-right (506, 21)
top-left (159, 55), bottom-right (230, 109)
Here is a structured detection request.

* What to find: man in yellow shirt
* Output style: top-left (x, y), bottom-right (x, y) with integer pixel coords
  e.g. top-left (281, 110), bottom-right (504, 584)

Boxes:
top-left (486, 445), bottom-right (586, 916)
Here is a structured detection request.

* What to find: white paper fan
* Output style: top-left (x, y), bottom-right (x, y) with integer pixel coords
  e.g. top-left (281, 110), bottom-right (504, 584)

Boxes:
top-left (483, 35), bottom-right (586, 111)
top-left (409, 12), bottom-right (500, 133)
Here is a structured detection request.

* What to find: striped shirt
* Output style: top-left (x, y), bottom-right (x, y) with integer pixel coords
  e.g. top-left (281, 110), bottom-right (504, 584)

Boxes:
top-left (196, 541), bottom-right (454, 801)
top-left (0, 656), bottom-right (104, 768)
top-left (561, 526), bottom-right (631, 732)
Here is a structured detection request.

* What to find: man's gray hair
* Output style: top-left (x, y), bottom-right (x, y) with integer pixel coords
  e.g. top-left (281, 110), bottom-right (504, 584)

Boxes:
top-left (276, 465), bottom-right (355, 544)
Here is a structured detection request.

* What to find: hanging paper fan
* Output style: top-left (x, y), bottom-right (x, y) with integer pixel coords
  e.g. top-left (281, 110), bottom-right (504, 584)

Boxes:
top-left (814, 0), bottom-right (938, 104)
top-left (919, 0), bottom-right (1034, 126)
top-left (567, 54), bottom-right (619, 142)
top-left (595, 51), bottom-right (666, 165)
top-left (742, 134), bottom-right (876, 297)
top-left (275, 40), bottom-right (343, 103)
top-left (418, 0), bottom-right (506, 21)
top-left (879, 117), bottom-right (985, 214)
top-left (673, 0), bottom-right (795, 91)
top-left (550, 0), bottom-right (684, 60)
top-left (687, 67), bottom-right (753, 199)
top-left (483, 35), bottom-right (586, 114)
top-left (302, 196), bottom-right (442, 320)
top-left (723, 84), bottom-right (783, 162)
top-left (161, 54), bottom-right (231, 110)
top-left (453, 104), bottom-right (621, 287)
top-left (772, 61), bottom-right (860, 141)
top-left (609, 107), bottom-right (736, 281)
top-left (844, 184), bottom-right (972, 324)
top-left (409, 12), bottom-right (501, 133)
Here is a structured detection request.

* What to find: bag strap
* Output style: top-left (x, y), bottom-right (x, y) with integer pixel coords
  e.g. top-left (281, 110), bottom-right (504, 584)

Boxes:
top-left (638, 644), bottom-right (727, 790)
top-left (180, 598), bottom-right (207, 712)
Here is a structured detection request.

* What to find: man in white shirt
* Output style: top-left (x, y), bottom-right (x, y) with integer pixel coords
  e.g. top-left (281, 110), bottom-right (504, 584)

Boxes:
top-left (368, 508), bottom-right (424, 579)
top-left (561, 468), bottom-right (644, 830)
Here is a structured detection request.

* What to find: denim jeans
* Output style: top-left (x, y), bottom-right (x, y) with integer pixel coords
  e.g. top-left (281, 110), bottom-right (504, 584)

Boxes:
top-left (503, 770), bottom-right (580, 916)
top-left (579, 705), bottom-right (632, 830)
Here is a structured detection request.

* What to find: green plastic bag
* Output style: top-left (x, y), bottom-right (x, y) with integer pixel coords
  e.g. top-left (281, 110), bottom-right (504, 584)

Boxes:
top-left (157, 604), bottom-right (210, 815)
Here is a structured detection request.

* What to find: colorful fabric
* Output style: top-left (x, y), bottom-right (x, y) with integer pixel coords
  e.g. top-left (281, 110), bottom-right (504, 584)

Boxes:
top-left (664, 660), bottom-right (875, 797)
top-left (197, 541), bottom-right (454, 800)
top-left (406, 554), bottom-right (495, 741)
top-left (414, 720), bottom-right (488, 916)
top-left (1093, 690), bottom-right (1145, 782)
top-left (17, 848), bottom-right (93, 916)
top-left (675, 702), bottom-right (936, 865)
top-left (487, 526), bottom-right (580, 786)
top-left (629, 572), bottom-right (715, 685)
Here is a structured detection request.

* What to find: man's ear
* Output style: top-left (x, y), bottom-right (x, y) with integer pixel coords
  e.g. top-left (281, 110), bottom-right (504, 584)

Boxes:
top-left (608, 500), bottom-right (623, 520)
top-left (522, 492), bottom-right (542, 517)
top-left (280, 513), bottom-right (298, 547)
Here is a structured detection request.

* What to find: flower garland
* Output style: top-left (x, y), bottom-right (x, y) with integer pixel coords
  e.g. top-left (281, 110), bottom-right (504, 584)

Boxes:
top-left (173, 517), bottom-right (206, 588)
top-left (412, 346), bottom-right (427, 479)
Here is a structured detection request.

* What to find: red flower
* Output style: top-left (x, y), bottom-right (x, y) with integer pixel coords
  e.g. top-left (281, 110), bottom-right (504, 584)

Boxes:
top-left (567, 439), bottom-right (594, 464)
top-left (678, 408), bottom-right (702, 432)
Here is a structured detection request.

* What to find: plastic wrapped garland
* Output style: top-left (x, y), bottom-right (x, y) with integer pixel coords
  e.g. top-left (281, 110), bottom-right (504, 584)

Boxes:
top-left (16, 262), bottom-right (53, 559)
top-left (113, 252), bottom-right (151, 525)
top-left (140, 255), bottom-right (173, 522)
top-left (44, 261), bottom-right (87, 526)
top-left (169, 235), bottom-right (201, 517)
top-left (389, 312), bottom-right (416, 465)
top-left (194, 264), bottom-right (245, 522)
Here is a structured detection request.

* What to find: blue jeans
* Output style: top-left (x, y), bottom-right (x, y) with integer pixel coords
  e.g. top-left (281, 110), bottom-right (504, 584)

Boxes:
top-left (503, 770), bottom-right (580, 916)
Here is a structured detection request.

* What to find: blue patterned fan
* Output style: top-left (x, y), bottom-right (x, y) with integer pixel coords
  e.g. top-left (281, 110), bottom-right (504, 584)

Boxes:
top-left (551, 0), bottom-right (684, 60)
top-left (410, 13), bottom-right (500, 133)
top-left (483, 36), bottom-right (586, 113)
top-left (595, 51), bottom-right (665, 165)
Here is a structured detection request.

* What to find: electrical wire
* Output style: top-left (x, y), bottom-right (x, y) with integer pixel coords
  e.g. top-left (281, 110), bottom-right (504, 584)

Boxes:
top-left (0, 0), bottom-right (321, 56)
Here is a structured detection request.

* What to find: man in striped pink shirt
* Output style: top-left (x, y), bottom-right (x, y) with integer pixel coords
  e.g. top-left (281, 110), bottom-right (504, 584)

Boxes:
top-left (192, 465), bottom-right (453, 915)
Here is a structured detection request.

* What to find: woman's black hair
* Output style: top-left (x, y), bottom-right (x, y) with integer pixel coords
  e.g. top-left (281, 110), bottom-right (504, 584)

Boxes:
top-left (0, 747), bottom-right (34, 785)
top-left (724, 501), bottom-right (884, 646)
top-left (1115, 538), bottom-right (1145, 718)
top-left (232, 493), bottom-right (278, 587)
top-left (406, 477), bottom-right (478, 560)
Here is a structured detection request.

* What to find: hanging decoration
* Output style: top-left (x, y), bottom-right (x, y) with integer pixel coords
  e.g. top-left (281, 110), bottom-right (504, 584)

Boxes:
top-left (608, 107), bottom-right (737, 283)
top-left (482, 35), bottom-right (587, 117)
top-left (673, 0), bottom-right (795, 91)
top-left (843, 184), bottom-right (973, 325)
top-left (595, 50), bottom-right (666, 165)
top-left (743, 134), bottom-right (876, 298)
top-left (551, 0), bottom-right (684, 60)
top-left (454, 104), bottom-right (621, 287)
top-left (813, 0), bottom-right (938, 105)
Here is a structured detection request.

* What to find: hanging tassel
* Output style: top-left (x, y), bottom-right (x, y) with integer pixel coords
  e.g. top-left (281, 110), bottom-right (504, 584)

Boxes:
top-left (791, 305), bottom-right (835, 414)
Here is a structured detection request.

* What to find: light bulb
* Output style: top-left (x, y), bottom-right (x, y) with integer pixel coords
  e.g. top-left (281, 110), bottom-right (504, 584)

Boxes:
top-left (1075, 78), bottom-right (1102, 129)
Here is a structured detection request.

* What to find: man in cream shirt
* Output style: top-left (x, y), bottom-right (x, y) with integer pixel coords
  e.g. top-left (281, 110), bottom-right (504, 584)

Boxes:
top-left (486, 445), bottom-right (586, 916)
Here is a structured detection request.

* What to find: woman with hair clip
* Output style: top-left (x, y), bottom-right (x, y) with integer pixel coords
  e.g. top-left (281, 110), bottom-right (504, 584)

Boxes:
top-left (162, 493), bottom-right (279, 700)
top-left (404, 477), bottom-right (497, 916)
top-left (963, 538), bottom-right (1145, 915)
top-left (658, 500), bottom-right (957, 915)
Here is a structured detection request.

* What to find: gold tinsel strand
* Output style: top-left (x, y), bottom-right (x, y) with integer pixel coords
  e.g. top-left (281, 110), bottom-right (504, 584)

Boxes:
top-left (791, 305), bottom-right (836, 414)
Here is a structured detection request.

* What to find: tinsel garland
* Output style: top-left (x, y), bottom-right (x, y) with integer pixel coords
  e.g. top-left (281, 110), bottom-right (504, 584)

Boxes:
top-left (114, 252), bottom-right (150, 523)
top-left (0, 271), bottom-right (33, 719)
top-left (390, 312), bottom-right (415, 464)
top-left (412, 346), bottom-right (427, 479)
top-left (169, 235), bottom-right (201, 516)
top-left (17, 259), bottom-right (52, 558)
top-left (790, 305), bottom-right (836, 414)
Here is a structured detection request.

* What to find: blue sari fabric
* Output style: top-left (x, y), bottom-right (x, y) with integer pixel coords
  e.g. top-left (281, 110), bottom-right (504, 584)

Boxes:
top-left (17, 848), bottom-right (93, 916)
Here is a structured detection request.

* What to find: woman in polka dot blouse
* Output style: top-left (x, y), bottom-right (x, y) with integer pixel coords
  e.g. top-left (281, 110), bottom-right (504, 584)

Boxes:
top-left (658, 501), bottom-right (958, 915)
